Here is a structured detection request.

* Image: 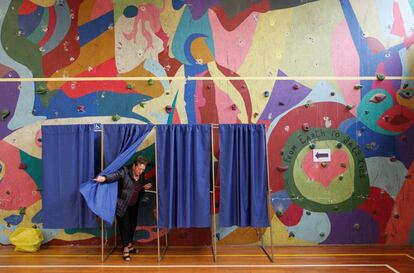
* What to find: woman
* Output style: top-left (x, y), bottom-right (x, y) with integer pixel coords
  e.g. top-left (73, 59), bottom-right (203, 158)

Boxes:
top-left (94, 156), bottom-right (152, 261)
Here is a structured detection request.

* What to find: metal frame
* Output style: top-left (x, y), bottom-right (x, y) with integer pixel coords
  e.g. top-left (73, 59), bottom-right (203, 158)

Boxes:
top-left (154, 126), bottom-right (168, 262)
top-left (211, 124), bottom-right (274, 263)
top-left (95, 124), bottom-right (118, 263)
top-left (96, 123), bottom-right (273, 263)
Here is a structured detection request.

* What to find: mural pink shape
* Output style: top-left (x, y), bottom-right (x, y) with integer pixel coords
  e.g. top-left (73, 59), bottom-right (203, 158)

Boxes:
top-left (0, 141), bottom-right (40, 210)
top-left (331, 20), bottom-right (360, 114)
top-left (302, 150), bottom-right (349, 188)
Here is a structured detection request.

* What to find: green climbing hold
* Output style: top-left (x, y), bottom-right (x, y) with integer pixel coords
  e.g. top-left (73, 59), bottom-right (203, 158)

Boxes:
top-left (19, 207), bottom-right (26, 215)
top-left (139, 102), bottom-right (145, 108)
top-left (127, 84), bottom-right (134, 90)
top-left (276, 210), bottom-right (283, 217)
top-left (148, 79), bottom-right (154, 86)
top-left (376, 74), bottom-right (385, 81)
top-left (1, 109), bottom-right (10, 121)
top-left (35, 86), bottom-right (48, 94)
top-left (346, 104), bottom-right (354, 110)
top-left (111, 114), bottom-right (121, 121)
top-left (309, 143), bottom-right (315, 149)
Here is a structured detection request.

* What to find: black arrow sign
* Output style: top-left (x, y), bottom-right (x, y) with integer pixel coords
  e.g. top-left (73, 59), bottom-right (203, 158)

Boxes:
top-left (315, 152), bottom-right (329, 159)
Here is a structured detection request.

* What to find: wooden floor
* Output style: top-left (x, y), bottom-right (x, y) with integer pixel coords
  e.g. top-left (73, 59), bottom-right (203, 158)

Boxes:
top-left (0, 245), bottom-right (413, 272)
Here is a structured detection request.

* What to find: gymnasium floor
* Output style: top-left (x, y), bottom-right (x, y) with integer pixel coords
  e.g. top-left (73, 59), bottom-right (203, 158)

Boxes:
top-left (0, 245), bottom-right (413, 272)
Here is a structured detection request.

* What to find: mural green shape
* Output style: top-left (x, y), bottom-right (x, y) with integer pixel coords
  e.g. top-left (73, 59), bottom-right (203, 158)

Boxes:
top-left (282, 128), bottom-right (369, 212)
top-left (293, 140), bottom-right (355, 205)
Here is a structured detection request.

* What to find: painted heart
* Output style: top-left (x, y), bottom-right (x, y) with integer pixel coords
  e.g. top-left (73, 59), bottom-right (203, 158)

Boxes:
top-left (302, 150), bottom-right (350, 188)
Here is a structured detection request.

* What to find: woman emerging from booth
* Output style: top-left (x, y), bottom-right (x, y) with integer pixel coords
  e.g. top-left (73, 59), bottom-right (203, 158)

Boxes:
top-left (94, 156), bottom-right (152, 261)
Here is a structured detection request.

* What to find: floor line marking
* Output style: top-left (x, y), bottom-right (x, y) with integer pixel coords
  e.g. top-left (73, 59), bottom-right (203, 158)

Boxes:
top-left (0, 253), bottom-right (412, 258)
top-left (0, 264), bottom-right (395, 269)
top-left (385, 264), bottom-right (401, 273)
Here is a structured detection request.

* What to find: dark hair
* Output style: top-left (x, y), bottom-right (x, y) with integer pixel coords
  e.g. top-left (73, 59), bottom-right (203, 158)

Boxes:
top-left (134, 156), bottom-right (148, 166)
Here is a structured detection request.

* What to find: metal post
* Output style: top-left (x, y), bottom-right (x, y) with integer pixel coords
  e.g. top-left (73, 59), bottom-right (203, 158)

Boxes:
top-left (210, 124), bottom-right (217, 262)
top-left (264, 126), bottom-right (274, 262)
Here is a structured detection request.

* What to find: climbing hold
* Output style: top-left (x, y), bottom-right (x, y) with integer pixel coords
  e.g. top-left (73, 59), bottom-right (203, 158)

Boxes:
top-left (393, 213), bottom-right (400, 219)
top-left (340, 163), bottom-right (347, 168)
top-left (361, 126), bottom-right (367, 131)
top-left (37, 137), bottom-right (42, 143)
top-left (253, 112), bottom-right (259, 118)
top-left (403, 83), bottom-right (409, 89)
top-left (306, 211), bottom-right (311, 216)
top-left (19, 208), bottom-right (26, 215)
top-left (309, 143), bottom-right (315, 149)
top-left (405, 174), bottom-right (412, 179)
top-left (277, 165), bottom-right (289, 172)
top-left (127, 83), bottom-right (134, 90)
top-left (338, 175), bottom-right (344, 181)
top-left (139, 102), bottom-right (145, 108)
top-left (280, 150), bottom-right (284, 155)
top-left (231, 104), bottom-right (237, 111)
top-left (241, 84), bottom-right (246, 89)
top-left (376, 73), bottom-right (385, 81)
top-left (1, 109), bottom-right (10, 121)
top-left (288, 231), bottom-right (295, 238)
top-left (165, 91), bottom-right (170, 95)
top-left (384, 115), bottom-right (390, 121)
top-left (276, 210), bottom-right (283, 217)
top-left (336, 142), bottom-right (343, 149)
top-left (165, 105), bottom-right (173, 113)
top-left (35, 86), bottom-right (48, 94)
top-left (293, 83), bottom-right (300, 90)
top-left (302, 123), bottom-right (310, 131)
top-left (207, 84), bottom-right (212, 89)
top-left (353, 223), bottom-right (360, 231)
top-left (5, 191), bottom-right (10, 195)
top-left (389, 156), bottom-right (397, 162)
top-left (330, 91), bottom-right (335, 96)
top-left (321, 162), bottom-right (328, 168)
top-left (346, 104), bottom-right (354, 110)
top-left (305, 103), bottom-right (311, 108)
top-left (369, 93), bottom-right (386, 103)
top-left (278, 101), bottom-right (285, 106)
top-left (111, 114), bottom-right (121, 122)
top-left (364, 110), bottom-right (369, 115)
top-left (264, 91), bottom-right (270, 97)
top-left (76, 105), bottom-right (85, 113)
top-left (18, 163), bottom-right (27, 170)
top-left (354, 84), bottom-right (363, 90)
top-left (319, 232), bottom-right (325, 237)
top-left (147, 79), bottom-right (154, 86)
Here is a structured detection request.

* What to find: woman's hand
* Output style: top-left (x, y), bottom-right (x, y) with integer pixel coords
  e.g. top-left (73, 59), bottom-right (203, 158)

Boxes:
top-left (94, 175), bottom-right (106, 183)
top-left (143, 183), bottom-right (152, 190)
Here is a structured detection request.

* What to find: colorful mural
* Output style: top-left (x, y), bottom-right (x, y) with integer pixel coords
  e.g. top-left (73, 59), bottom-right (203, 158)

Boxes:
top-left (0, 0), bottom-right (413, 246)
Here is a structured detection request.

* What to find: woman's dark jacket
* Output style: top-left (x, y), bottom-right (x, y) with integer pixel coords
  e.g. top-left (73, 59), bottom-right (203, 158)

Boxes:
top-left (104, 166), bottom-right (145, 217)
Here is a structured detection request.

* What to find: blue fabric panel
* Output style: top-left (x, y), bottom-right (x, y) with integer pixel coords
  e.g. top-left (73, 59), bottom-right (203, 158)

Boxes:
top-left (219, 124), bottom-right (269, 227)
top-left (156, 125), bottom-right (211, 228)
top-left (42, 125), bottom-right (97, 228)
top-left (80, 124), bottom-right (153, 225)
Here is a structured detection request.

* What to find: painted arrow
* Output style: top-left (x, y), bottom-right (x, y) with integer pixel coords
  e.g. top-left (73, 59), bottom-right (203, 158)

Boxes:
top-left (315, 152), bottom-right (329, 159)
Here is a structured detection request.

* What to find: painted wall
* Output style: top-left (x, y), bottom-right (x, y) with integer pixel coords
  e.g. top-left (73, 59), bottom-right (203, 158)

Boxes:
top-left (0, 0), bottom-right (413, 246)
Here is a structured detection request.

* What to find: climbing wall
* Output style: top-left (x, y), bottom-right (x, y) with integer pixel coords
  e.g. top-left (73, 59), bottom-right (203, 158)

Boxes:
top-left (0, 0), bottom-right (413, 246)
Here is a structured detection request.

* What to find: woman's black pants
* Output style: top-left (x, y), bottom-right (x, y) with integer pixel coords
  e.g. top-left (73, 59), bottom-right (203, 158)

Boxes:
top-left (117, 204), bottom-right (138, 248)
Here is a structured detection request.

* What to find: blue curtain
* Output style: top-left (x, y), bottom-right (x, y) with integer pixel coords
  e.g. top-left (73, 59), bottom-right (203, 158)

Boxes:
top-left (80, 124), bottom-right (153, 225)
top-left (42, 125), bottom-right (97, 228)
top-left (156, 125), bottom-right (211, 228)
top-left (219, 124), bottom-right (269, 227)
